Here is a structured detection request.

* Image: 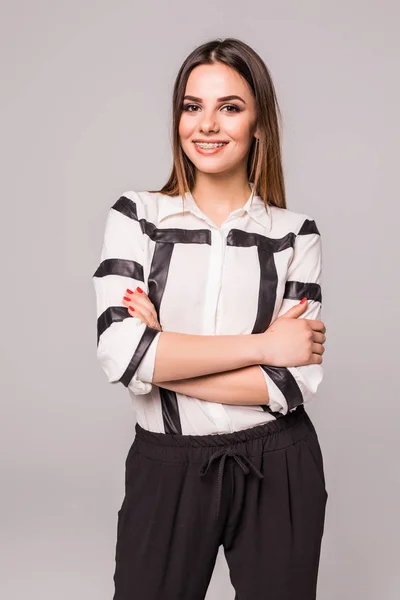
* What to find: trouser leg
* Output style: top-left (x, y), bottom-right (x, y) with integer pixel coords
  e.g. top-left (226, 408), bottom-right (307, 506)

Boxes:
top-left (112, 435), bottom-right (227, 600)
top-left (222, 410), bottom-right (328, 600)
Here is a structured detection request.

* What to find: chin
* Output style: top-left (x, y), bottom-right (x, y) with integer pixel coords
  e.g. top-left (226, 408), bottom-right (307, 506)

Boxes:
top-left (190, 161), bottom-right (232, 175)
top-left (184, 153), bottom-right (230, 172)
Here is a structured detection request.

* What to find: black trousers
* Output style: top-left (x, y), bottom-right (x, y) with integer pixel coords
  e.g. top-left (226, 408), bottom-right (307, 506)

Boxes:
top-left (113, 405), bottom-right (328, 600)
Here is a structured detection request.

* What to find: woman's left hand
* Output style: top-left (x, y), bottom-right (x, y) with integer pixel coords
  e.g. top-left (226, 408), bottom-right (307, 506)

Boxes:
top-left (122, 287), bottom-right (163, 331)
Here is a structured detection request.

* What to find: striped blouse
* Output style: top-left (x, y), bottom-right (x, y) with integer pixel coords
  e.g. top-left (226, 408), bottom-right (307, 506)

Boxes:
top-left (92, 184), bottom-right (323, 435)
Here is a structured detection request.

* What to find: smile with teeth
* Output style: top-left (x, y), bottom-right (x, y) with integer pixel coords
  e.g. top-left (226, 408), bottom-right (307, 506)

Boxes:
top-left (194, 142), bottom-right (228, 148)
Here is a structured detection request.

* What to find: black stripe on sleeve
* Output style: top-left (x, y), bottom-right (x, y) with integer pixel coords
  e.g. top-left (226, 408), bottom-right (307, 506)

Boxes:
top-left (119, 326), bottom-right (160, 387)
top-left (96, 306), bottom-right (130, 345)
top-left (284, 280), bottom-right (322, 303)
top-left (93, 257), bottom-right (144, 281)
top-left (260, 365), bottom-right (304, 412)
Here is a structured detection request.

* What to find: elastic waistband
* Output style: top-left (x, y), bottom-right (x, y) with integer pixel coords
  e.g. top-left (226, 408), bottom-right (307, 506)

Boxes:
top-left (135, 404), bottom-right (310, 449)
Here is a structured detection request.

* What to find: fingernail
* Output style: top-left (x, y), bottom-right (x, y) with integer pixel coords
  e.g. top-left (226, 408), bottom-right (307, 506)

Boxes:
top-left (123, 296), bottom-right (131, 302)
top-left (300, 297), bottom-right (307, 304)
top-left (136, 287), bottom-right (143, 294)
top-left (126, 289), bottom-right (133, 294)
top-left (128, 306), bottom-right (135, 311)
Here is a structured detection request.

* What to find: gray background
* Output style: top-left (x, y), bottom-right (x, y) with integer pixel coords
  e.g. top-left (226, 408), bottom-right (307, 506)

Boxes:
top-left (1, 1), bottom-right (399, 598)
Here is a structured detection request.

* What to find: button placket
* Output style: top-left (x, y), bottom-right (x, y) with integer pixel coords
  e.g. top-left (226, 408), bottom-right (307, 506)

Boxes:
top-left (214, 227), bottom-right (227, 330)
top-left (202, 224), bottom-right (232, 431)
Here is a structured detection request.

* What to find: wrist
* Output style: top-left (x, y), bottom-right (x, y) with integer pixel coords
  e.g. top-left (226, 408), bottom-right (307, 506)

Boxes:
top-left (253, 331), bottom-right (274, 366)
top-left (247, 333), bottom-right (265, 365)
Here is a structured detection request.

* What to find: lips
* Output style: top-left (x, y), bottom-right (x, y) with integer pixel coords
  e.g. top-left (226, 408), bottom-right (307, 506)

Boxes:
top-left (192, 141), bottom-right (229, 155)
top-left (193, 141), bottom-right (229, 144)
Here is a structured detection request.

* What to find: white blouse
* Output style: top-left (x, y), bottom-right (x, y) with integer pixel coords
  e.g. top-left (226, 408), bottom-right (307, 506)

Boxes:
top-left (92, 185), bottom-right (323, 435)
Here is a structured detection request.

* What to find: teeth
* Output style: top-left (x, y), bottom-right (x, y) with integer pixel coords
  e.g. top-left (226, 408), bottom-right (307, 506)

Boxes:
top-left (194, 142), bottom-right (227, 148)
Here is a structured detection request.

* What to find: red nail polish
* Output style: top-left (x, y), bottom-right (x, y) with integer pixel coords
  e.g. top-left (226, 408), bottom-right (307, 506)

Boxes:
top-left (300, 297), bottom-right (307, 304)
top-left (128, 306), bottom-right (135, 311)
top-left (123, 296), bottom-right (131, 302)
top-left (136, 287), bottom-right (143, 294)
top-left (126, 289), bottom-right (133, 294)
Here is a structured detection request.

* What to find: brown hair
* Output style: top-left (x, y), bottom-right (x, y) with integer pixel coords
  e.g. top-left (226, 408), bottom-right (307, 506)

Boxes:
top-left (149, 37), bottom-right (286, 210)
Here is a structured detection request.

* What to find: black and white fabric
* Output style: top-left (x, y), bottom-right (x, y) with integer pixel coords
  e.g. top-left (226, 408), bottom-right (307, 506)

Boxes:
top-left (92, 184), bottom-right (323, 435)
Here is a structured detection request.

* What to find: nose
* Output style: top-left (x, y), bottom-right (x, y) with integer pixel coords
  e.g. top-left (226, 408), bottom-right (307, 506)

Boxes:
top-left (199, 112), bottom-right (219, 134)
top-left (201, 122), bottom-right (217, 130)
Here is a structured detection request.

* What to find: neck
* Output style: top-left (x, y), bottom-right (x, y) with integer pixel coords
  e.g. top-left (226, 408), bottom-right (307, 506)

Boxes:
top-left (191, 170), bottom-right (253, 214)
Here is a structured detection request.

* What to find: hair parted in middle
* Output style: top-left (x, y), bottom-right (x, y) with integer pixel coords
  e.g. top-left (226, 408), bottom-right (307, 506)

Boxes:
top-left (149, 37), bottom-right (286, 212)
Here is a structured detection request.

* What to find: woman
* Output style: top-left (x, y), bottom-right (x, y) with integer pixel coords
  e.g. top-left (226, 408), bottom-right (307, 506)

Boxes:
top-left (93, 37), bottom-right (328, 600)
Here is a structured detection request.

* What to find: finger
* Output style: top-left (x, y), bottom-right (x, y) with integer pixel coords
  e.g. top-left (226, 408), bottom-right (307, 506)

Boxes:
top-left (129, 306), bottom-right (161, 331)
top-left (124, 290), bottom-right (159, 323)
top-left (123, 296), bottom-right (161, 330)
top-left (128, 296), bottom-right (159, 325)
top-left (307, 319), bottom-right (326, 334)
top-left (122, 295), bottom-right (135, 307)
top-left (122, 295), bottom-right (152, 321)
top-left (126, 286), bottom-right (148, 298)
top-left (310, 352), bottom-right (323, 364)
top-left (311, 341), bottom-right (325, 356)
top-left (312, 331), bottom-right (326, 345)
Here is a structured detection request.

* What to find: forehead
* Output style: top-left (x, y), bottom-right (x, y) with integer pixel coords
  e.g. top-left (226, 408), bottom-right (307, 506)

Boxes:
top-left (185, 63), bottom-right (250, 98)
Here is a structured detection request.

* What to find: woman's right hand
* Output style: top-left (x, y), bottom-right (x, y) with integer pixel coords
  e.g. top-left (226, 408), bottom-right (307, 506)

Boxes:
top-left (258, 299), bottom-right (326, 367)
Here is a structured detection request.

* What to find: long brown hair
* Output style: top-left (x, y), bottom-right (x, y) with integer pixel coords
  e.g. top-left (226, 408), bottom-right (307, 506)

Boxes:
top-left (149, 37), bottom-right (286, 210)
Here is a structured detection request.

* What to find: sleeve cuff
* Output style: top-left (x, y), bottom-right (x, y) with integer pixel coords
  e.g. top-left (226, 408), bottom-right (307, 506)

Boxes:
top-left (259, 366), bottom-right (288, 415)
top-left (133, 329), bottom-right (162, 386)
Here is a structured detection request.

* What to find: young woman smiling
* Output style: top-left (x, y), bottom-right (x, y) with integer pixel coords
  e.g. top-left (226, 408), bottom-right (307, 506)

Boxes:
top-left (93, 37), bottom-right (328, 600)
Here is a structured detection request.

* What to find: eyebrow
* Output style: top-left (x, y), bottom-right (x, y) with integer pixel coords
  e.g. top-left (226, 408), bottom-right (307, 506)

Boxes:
top-left (183, 94), bottom-right (246, 104)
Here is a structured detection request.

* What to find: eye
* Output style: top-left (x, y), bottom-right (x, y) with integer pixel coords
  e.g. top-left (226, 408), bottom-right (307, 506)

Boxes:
top-left (182, 104), bottom-right (199, 112)
top-left (182, 103), bottom-right (241, 113)
top-left (222, 104), bottom-right (241, 113)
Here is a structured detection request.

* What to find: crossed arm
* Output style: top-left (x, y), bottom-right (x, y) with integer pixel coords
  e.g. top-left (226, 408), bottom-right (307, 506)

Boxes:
top-left (94, 200), bottom-right (323, 414)
top-left (156, 364), bottom-right (270, 406)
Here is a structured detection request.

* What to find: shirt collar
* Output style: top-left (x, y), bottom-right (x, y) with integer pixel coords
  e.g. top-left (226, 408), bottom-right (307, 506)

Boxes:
top-left (157, 182), bottom-right (272, 232)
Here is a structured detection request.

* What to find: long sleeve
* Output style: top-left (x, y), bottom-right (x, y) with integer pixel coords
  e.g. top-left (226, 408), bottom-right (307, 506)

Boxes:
top-left (260, 217), bottom-right (323, 415)
top-left (92, 192), bottom-right (161, 395)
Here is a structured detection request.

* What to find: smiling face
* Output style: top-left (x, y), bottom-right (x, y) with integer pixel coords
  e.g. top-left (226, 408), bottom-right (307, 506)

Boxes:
top-left (178, 62), bottom-right (259, 176)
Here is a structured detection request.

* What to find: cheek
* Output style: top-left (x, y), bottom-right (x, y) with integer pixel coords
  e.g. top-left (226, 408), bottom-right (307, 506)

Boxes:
top-left (225, 119), bottom-right (252, 142)
top-left (178, 116), bottom-right (193, 139)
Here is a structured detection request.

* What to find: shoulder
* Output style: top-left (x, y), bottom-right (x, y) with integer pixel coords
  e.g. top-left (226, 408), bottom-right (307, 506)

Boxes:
top-left (269, 204), bottom-right (320, 236)
top-left (112, 189), bottom-right (161, 222)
